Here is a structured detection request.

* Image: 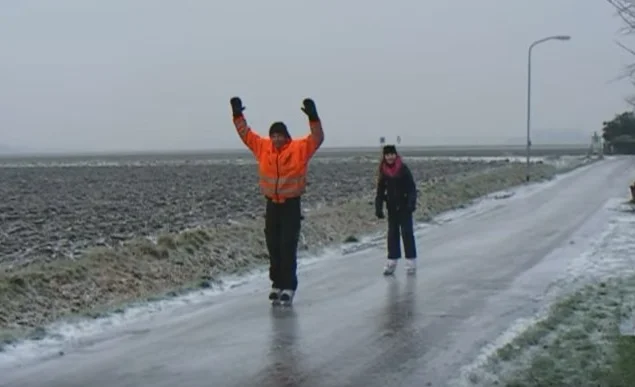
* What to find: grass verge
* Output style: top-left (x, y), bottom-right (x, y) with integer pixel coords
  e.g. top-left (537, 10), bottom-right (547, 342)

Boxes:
top-left (467, 275), bottom-right (635, 387)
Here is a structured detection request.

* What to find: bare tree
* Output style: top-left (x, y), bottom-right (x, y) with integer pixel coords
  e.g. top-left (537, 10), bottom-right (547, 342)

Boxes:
top-left (607, 0), bottom-right (635, 29)
top-left (607, 0), bottom-right (635, 105)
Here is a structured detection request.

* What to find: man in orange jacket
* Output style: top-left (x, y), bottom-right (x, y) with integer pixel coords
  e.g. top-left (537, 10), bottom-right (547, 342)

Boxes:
top-left (231, 96), bottom-right (324, 305)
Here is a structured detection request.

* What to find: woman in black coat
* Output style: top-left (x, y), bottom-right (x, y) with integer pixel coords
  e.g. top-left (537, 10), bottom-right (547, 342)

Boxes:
top-left (375, 145), bottom-right (418, 275)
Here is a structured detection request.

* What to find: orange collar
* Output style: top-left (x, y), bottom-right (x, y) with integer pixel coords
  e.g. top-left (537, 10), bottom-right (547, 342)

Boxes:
top-left (271, 140), bottom-right (291, 153)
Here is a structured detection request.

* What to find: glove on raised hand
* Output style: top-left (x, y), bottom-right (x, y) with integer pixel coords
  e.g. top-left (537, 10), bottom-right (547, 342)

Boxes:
top-left (301, 98), bottom-right (319, 121)
top-left (230, 97), bottom-right (245, 117)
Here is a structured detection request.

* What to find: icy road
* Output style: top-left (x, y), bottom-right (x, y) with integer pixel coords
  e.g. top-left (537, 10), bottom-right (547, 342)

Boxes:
top-left (3, 156), bottom-right (635, 387)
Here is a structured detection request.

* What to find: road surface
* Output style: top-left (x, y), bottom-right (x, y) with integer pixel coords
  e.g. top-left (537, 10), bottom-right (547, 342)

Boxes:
top-left (3, 156), bottom-right (634, 387)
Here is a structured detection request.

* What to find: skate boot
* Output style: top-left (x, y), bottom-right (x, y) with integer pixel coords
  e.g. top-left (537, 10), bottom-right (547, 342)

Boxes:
top-left (269, 288), bottom-right (281, 305)
top-left (383, 259), bottom-right (397, 276)
top-left (405, 258), bottom-right (416, 275)
top-left (279, 290), bottom-right (295, 306)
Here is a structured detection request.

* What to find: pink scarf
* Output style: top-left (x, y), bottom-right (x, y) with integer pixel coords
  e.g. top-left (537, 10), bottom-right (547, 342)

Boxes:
top-left (381, 156), bottom-right (403, 177)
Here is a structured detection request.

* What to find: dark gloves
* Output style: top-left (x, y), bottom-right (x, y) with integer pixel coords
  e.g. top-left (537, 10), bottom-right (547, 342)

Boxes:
top-left (301, 98), bottom-right (320, 121)
top-left (230, 97), bottom-right (245, 117)
top-left (407, 195), bottom-right (416, 213)
top-left (375, 196), bottom-right (385, 219)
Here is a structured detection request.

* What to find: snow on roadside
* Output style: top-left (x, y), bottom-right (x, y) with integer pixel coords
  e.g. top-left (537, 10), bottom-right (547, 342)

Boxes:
top-left (451, 197), bottom-right (635, 387)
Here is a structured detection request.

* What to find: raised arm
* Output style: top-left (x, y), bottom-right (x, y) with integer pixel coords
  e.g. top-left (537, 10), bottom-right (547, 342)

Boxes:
top-left (298, 98), bottom-right (324, 160)
top-left (230, 97), bottom-right (265, 157)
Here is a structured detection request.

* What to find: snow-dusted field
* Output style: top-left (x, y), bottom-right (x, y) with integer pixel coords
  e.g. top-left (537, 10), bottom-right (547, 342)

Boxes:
top-left (0, 154), bottom-right (522, 268)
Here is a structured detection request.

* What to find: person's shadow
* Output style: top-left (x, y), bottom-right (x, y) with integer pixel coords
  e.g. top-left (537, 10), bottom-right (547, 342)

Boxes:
top-left (377, 275), bottom-right (419, 368)
top-left (382, 275), bottom-right (417, 333)
top-left (261, 307), bottom-right (305, 387)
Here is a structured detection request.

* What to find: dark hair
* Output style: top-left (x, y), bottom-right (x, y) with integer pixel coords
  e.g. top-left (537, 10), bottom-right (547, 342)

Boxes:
top-left (382, 145), bottom-right (398, 155)
top-left (269, 121), bottom-right (291, 138)
top-left (377, 144), bottom-right (398, 178)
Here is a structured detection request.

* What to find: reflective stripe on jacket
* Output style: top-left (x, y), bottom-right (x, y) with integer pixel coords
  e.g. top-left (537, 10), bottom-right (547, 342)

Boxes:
top-left (234, 115), bottom-right (322, 203)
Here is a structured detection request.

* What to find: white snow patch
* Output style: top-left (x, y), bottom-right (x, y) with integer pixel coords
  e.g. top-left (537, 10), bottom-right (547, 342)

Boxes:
top-left (432, 156), bottom-right (601, 225)
top-left (0, 158), bottom-right (259, 168)
top-left (406, 153), bottom-right (594, 167)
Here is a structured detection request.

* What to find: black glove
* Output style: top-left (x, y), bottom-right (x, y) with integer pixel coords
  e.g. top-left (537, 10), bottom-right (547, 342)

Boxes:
top-left (230, 97), bottom-right (245, 117)
top-left (301, 98), bottom-right (319, 121)
top-left (374, 196), bottom-right (385, 219)
top-left (407, 196), bottom-right (416, 213)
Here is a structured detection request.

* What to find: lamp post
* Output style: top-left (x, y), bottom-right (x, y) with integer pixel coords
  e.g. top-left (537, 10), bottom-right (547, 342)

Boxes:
top-left (525, 35), bottom-right (571, 182)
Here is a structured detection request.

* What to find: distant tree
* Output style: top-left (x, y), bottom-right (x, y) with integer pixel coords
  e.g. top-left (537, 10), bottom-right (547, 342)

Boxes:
top-left (602, 111), bottom-right (635, 153)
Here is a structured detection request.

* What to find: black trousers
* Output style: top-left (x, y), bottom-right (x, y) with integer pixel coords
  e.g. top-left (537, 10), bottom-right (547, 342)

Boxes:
top-left (386, 209), bottom-right (417, 259)
top-left (265, 197), bottom-right (302, 291)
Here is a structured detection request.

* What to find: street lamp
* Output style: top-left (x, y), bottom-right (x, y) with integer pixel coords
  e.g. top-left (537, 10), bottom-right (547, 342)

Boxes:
top-left (525, 35), bottom-right (571, 182)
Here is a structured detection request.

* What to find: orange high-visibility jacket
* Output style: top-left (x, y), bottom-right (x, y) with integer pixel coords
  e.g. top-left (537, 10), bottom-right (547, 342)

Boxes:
top-left (234, 115), bottom-right (323, 203)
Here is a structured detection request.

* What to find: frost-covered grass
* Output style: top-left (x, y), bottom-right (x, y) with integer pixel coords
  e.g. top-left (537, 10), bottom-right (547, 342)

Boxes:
top-left (479, 277), bottom-right (635, 387)
top-left (613, 335), bottom-right (635, 385)
top-left (462, 199), bottom-right (635, 387)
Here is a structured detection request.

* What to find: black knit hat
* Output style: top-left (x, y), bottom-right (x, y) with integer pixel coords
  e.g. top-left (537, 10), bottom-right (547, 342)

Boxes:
top-left (382, 145), bottom-right (398, 155)
top-left (269, 121), bottom-right (291, 138)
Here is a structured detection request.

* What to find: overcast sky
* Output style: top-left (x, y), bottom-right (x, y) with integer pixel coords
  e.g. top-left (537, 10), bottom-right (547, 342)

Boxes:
top-left (1, 0), bottom-right (634, 152)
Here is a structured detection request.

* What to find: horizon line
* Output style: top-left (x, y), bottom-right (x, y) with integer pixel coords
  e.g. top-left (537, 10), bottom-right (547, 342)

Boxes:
top-left (0, 143), bottom-right (593, 158)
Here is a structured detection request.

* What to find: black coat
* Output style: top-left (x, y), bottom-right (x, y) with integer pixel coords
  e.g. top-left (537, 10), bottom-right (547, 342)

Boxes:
top-left (375, 162), bottom-right (417, 214)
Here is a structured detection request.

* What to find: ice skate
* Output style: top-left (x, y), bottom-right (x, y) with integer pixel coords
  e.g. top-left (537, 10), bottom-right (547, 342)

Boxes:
top-left (269, 288), bottom-right (281, 305)
top-left (383, 259), bottom-right (397, 276)
top-left (405, 258), bottom-right (416, 275)
top-left (279, 290), bottom-right (295, 306)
